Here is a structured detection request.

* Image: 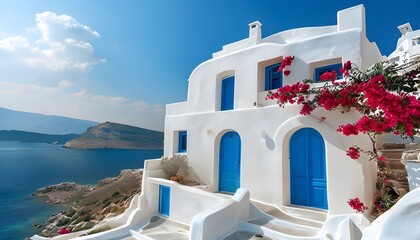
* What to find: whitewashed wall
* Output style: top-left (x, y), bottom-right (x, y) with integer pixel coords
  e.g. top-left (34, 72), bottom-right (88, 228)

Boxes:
top-left (164, 5), bottom-right (380, 215)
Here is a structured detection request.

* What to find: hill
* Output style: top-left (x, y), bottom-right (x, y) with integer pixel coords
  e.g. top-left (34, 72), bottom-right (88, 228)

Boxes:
top-left (0, 130), bottom-right (79, 144)
top-left (0, 107), bottom-right (97, 134)
top-left (64, 122), bottom-right (163, 149)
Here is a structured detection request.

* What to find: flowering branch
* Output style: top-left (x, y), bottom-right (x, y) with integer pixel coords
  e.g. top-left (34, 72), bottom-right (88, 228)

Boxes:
top-left (267, 57), bottom-right (420, 214)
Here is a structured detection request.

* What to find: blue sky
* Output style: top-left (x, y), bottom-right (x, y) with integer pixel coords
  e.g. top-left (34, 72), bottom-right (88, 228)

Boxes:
top-left (0, 0), bottom-right (418, 131)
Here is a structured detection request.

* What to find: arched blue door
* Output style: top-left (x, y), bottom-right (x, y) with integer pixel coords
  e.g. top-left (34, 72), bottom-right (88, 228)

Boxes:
top-left (219, 131), bottom-right (241, 193)
top-left (290, 128), bottom-right (328, 209)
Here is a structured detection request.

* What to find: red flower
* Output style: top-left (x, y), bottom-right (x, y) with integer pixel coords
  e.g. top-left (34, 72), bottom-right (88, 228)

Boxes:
top-left (278, 56), bottom-right (295, 72)
top-left (300, 103), bottom-right (314, 115)
top-left (320, 71), bottom-right (337, 82)
top-left (317, 88), bottom-right (339, 110)
top-left (340, 61), bottom-right (352, 77)
top-left (347, 197), bottom-right (368, 213)
top-left (378, 155), bottom-right (387, 162)
top-left (340, 61), bottom-right (351, 72)
top-left (337, 124), bottom-right (359, 136)
top-left (282, 56), bottom-right (294, 67)
top-left (383, 178), bottom-right (389, 183)
top-left (284, 70), bottom-right (291, 76)
top-left (346, 147), bottom-right (360, 160)
top-left (343, 61), bottom-right (351, 70)
top-left (59, 228), bottom-right (71, 234)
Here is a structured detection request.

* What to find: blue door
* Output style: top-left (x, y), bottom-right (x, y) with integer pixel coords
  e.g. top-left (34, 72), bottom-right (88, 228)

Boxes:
top-left (219, 131), bottom-right (241, 193)
top-left (290, 128), bottom-right (328, 209)
top-left (159, 185), bottom-right (170, 217)
top-left (221, 76), bottom-right (234, 111)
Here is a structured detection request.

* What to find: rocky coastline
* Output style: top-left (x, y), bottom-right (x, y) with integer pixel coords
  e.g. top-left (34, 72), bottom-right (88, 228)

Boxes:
top-left (31, 169), bottom-right (142, 238)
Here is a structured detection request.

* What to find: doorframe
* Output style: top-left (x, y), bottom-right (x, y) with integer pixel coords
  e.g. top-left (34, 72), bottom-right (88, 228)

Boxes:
top-left (272, 116), bottom-right (338, 210)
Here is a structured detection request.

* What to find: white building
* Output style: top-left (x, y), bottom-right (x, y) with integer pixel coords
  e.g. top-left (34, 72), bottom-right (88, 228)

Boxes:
top-left (164, 4), bottom-right (380, 215)
top-left (388, 23), bottom-right (420, 65)
top-left (34, 4), bottom-right (420, 240)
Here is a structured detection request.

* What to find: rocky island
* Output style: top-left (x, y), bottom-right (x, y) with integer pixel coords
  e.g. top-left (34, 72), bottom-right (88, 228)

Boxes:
top-left (32, 169), bottom-right (142, 237)
top-left (64, 122), bottom-right (163, 149)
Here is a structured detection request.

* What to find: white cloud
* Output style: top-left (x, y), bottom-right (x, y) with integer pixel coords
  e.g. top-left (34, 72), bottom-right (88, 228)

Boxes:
top-left (58, 80), bottom-right (73, 89)
top-left (0, 11), bottom-right (103, 70)
top-left (0, 81), bottom-right (165, 131)
top-left (35, 11), bottom-right (99, 43)
top-left (0, 12), bottom-right (164, 131)
top-left (0, 36), bottom-right (30, 52)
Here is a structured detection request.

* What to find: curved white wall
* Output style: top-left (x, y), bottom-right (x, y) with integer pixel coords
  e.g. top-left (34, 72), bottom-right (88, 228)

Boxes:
top-left (164, 4), bottom-right (381, 215)
top-left (165, 104), bottom-right (376, 215)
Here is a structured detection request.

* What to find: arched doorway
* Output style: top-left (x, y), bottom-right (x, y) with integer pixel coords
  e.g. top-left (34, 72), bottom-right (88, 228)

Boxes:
top-left (219, 131), bottom-right (241, 193)
top-left (290, 128), bottom-right (328, 209)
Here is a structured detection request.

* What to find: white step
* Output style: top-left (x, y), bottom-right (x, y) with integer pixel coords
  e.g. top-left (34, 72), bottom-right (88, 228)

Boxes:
top-left (137, 216), bottom-right (189, 240)
top-left (252, 202), bottom-right (324, 228)
top-left (281, 205), bottom-right (327, 222)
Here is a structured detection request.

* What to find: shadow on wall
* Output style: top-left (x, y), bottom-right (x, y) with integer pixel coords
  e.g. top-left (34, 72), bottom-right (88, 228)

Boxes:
top-left (261, 130), bottom-right (275, 151)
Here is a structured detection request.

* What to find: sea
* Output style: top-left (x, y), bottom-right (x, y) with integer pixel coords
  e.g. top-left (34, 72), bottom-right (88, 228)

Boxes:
top-left (0, 141), bottom-right (163, 240)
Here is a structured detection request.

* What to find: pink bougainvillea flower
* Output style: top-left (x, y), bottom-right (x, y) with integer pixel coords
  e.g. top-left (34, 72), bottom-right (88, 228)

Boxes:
top-left (347, 197), bottom-right (368, 213)
top-left (284, 70), bottom-right (291, 76)
top-left (337, 124), bottom-right (359, 136)
top-left (320, 71), bottom-right (337, 82)
top-left (340, 60), bottom-right (352, 72)
top-left (300, 103), bottom-right (314, 115)
top-left (277, 56), bottom-right (295, 72)
top-left (340, 61), bottom-right (352, 77)
top-left (346, 146), bottom-right (360, 160)
top-left (59, 228), bottom-right (71, 234)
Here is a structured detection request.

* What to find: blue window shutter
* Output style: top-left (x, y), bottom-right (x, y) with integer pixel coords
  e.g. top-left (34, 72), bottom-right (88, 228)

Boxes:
top-left (159, 185), bottom-right (170, 217)
top-left (221, 76), bottom-right (235, 111)
top-left (265, 63), bottom-right (282, 91)
top-left (265, 67), bottom-right (270, 91)
top-left (178, 131), bottom-right (187, 152)
top-left (314, 63), bottom-right (343, 82)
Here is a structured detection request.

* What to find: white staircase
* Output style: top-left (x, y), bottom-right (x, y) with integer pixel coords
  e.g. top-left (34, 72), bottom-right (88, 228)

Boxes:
top-left (224, 202), bottom-right (327, 240)
top-left (127, 216), bottom-right (190, 240)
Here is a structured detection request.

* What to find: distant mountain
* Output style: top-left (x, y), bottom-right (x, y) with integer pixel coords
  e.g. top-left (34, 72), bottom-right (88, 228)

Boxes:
top-left (64, 122), bottom-right (163, 149)
top-left (0, 130), bottom-right (79, 144)
top-left (0, 107), bottom-right (97, 134)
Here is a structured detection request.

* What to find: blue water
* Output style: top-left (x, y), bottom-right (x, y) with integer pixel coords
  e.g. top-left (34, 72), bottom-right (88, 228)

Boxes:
top-left (0, 141), bottom-right (163, 240)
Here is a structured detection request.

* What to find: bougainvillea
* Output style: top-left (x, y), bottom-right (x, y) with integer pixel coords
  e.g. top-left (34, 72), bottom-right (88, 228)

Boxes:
top-left (348, 197), bottom-right (369, 213)
top-left (59, 228), bottom-right (71, 234)
top-left (267, 56), bottom-right (420, 214)
top-left (346, 146), bottom-right (361, 160)
top-left (278, 56), bottom-right (295, 76)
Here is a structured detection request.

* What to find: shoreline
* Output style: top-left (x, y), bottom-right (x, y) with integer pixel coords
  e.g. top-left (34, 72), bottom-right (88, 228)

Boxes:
top-left (30, 169), bottom-right (143, 238)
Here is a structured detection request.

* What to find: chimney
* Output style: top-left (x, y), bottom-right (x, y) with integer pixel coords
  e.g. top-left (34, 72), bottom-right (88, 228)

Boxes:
top-left (398, 23), bottom-right (413, 36)
top-left (337, 5), bottom-right (366, 37)
top-left (249, 21), bottom-right (262, 40)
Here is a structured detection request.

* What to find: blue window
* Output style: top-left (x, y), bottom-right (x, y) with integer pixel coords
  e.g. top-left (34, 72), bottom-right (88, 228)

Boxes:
top-left (265, 63), bottom-right (282, 91)
top-left (159, 185), bottom-right (170, 217)
top-left (178, 131), bottom-right (187, 153)
top-left (221, 76), bottom-right (235, 111)
top-left (314, 63), bottom-right (343, 82)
